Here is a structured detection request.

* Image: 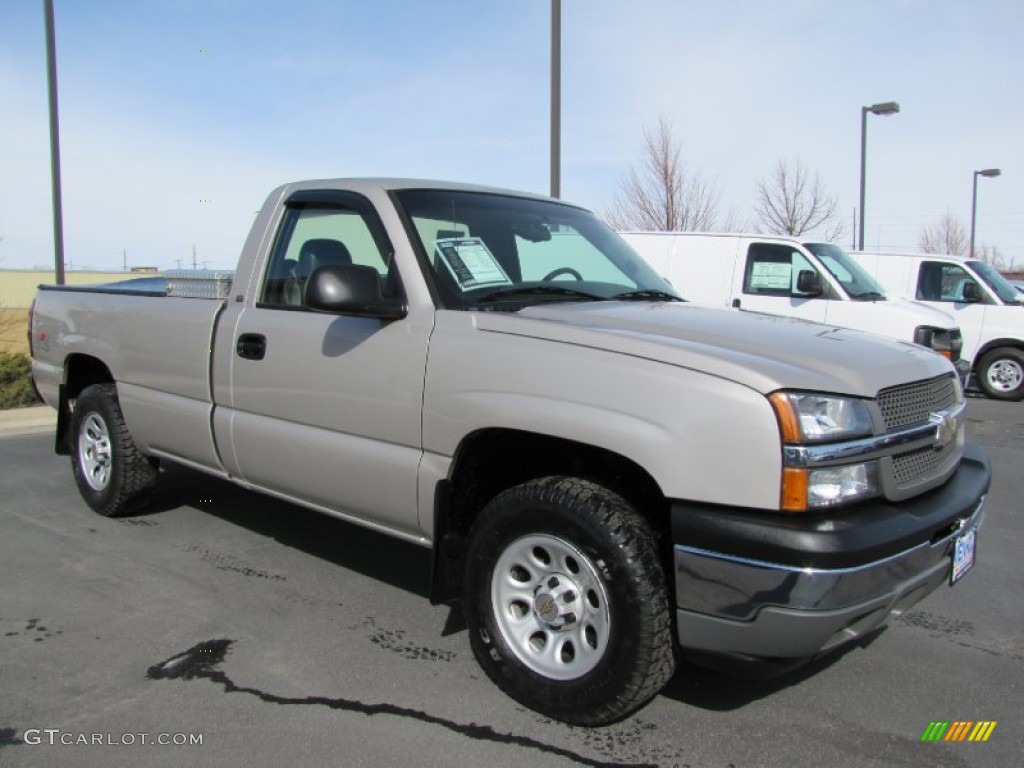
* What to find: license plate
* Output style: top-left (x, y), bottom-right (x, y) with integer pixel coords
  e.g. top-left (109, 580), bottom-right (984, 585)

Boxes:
top-left (951, 527), bottom-right (976, 584)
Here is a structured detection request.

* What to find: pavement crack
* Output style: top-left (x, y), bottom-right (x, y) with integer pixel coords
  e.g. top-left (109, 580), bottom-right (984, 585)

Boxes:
top-left (146, 639), bottom-right (654, 768)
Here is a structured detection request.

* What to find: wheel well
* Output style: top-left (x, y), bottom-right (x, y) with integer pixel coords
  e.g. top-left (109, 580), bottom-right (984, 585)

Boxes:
top-left (64, 354), bottom-right (115, 399)
top-left (972, 339), bottom-right (1024, 368)
top-left (55, 355), bottom-right (115, 454)
top-left (430, 428), bottom-right (670, 604)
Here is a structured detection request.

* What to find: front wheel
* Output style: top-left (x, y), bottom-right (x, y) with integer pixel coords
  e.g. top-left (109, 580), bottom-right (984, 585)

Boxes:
top-left (463, 477), bottom-right (675, 725)
top-left (976, 347), bottom-right (1024, 401)
top-left (71, 383), bottom-right (159, 516)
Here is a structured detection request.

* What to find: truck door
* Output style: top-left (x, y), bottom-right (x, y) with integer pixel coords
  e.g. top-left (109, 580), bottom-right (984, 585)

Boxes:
top-left (216, 191), bottom-right (431, 537)
top-left (913, 260), bottom-right (987, 360)
top-left (733, 242), bottom-right (829, 323)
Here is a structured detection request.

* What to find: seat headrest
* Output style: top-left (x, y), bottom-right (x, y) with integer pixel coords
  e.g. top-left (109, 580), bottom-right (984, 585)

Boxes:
top-left (298, 238), bottom-right (352, 274)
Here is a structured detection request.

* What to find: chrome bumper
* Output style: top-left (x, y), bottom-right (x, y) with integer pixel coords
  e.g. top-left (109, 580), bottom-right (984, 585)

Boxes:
top-left (673, 496), bottom-right (985, 658)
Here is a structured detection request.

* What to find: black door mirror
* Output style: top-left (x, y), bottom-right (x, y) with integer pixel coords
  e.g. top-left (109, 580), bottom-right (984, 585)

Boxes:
top-left (304, 264), bottom-right (407, 319)
top-left (961, 281), bottom-right (983, 303)
top-left (796, 269), bottom-right (824, 296)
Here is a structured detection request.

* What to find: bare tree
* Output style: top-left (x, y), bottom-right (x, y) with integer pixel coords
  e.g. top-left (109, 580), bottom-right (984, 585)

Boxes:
top-left (919, 213), bottom-right (967, 255)
top-left (973, 243), bottom-right (1006, 269)
top-left (605, 117), bottom-right (722, 231)
top-left (753, 158), bottom-right (842, 241)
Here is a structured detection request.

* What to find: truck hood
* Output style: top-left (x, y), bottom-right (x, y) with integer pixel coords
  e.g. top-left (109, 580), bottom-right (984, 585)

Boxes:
top-left (476, 301), bottom-right (954, 397)
top-left (898, 299), bottom-right (959, 327)
top-left (844, 297), bottom-right (958, 329)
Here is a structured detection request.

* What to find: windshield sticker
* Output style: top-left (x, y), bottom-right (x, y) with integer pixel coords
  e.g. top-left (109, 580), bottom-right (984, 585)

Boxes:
top-left (434, 237), bottom-right (513, 291)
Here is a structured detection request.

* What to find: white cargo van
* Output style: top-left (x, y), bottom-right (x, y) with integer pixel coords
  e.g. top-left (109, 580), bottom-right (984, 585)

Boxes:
top-left (619, 232), bottom-right (965, 375)
top-left (849, 250), bottom-right (1024, 400)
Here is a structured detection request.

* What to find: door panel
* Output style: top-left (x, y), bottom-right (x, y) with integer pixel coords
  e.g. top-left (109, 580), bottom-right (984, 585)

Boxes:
top-left (736, 242), bottom-right (829, 324)
top-left (913, 261), bottom-right (988, 359)
top-left (216, 193), bottom-right (432, 535)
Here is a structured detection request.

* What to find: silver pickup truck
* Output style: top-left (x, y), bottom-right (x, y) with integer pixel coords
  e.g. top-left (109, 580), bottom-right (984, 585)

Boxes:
top-left (30, 179), bottom-right (990, 725)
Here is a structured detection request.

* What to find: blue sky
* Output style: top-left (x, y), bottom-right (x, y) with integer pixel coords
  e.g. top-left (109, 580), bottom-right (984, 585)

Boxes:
top-left (1, 0), bottom-right (1022, 272)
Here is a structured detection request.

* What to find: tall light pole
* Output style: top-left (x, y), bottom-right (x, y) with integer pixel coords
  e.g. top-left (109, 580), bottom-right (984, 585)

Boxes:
top-left (857, 101), bottom-right (900, 251)
top-left (44, 0), bottom-right (66, 284)
top-left (550, 0), bottom-right (561, 199)
top-left (970, 168), bottom-right (1001, 258)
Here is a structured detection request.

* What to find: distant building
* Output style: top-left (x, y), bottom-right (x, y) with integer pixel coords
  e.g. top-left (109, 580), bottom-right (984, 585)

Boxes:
top-left (0, 269), bottom-right (140, 309)
top-left (1, 269), bottom-right (144, 354)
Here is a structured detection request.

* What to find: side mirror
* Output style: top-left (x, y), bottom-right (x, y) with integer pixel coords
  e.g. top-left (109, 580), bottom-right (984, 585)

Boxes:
top-left (796, 269), bottom-right (824, 296)
top-left (304, 264), bottom-right (407, 319)
top-left (961, 281), bottom-right (982, 303)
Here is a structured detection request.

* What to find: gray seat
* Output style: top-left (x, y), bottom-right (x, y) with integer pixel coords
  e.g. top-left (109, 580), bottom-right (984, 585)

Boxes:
top-left (284, 239), bottom-right (353, 306)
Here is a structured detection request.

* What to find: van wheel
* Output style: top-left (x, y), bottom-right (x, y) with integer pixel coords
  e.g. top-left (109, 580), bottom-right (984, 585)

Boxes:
top-left (463, 476), bottom-right (675, 726)
top-left (976, 348), bottom-right (1024, 401)
top-left (71, 384), bottom-right (159, 516)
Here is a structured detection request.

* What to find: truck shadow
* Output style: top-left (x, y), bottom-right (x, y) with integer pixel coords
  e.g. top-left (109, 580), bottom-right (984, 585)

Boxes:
top-left (145, 463), bottom-right (435, 601)
top-left (660, 628), bottom-right (886, 711)
top-left (140, 462), bottom-right (885, 712)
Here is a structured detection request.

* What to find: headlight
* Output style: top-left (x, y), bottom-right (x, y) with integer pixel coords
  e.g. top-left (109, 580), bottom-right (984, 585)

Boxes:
top-left (769, 392), bottom-right (873, 442)
top-left (915, 326), bottom-right (963, 362)
top-left (771, 391), bottom-right (880, 512)
top-left (807, 462), bottom-right (879, 508)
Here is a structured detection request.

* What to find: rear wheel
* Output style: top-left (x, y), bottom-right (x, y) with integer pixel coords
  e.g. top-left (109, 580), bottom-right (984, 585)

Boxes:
top-left (71, 384), bottom-right (158, 516)
top-left (976, 347), bottom-right (1024, 401)
top-left (463, 476), bottom-right (675, 725)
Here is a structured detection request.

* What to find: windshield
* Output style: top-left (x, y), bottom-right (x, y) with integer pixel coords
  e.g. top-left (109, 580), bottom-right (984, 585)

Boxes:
top-left (968, 260), bottom-right (1021, 304)
top-left (804, 242), bottom-right (887, 299)
top-left (393, 189), bottom-right (679, 310)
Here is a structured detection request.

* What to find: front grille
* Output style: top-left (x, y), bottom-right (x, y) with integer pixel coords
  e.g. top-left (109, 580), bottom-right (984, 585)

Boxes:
top-left (877, 374), bottom-right (958, 432)
top-left (892, 442), bottom-right (956, 484)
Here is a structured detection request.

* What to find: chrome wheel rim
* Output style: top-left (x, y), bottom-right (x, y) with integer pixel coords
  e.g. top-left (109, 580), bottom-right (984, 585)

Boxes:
top-left (986, 359), bottom-right (1023, 393)
top-left (490, 534), bottom-right (611, 681)
top-left (78, 412), bottom-right (112, 491)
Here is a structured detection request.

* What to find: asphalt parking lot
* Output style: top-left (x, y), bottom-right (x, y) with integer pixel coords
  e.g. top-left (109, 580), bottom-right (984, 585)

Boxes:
top-left (0, 397), bottom-right (1020, 767)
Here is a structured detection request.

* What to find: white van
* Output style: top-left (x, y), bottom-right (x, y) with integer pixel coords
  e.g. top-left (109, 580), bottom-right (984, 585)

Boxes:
top-left (619, 232), bottom-right (966, 376)
top-left (849, 250), bottom-right (1024, 400)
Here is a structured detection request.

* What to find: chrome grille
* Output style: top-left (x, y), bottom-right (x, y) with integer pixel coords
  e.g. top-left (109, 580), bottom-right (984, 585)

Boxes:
top-left (877, 374), bottom-right (958, 432)
top-left (892, 442), bottom-right (956, 484)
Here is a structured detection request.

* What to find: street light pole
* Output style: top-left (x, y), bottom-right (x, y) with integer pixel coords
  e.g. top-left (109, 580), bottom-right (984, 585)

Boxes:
top-left (857, 101), bottom-right (900, 251)
top-left (970, 168), bottom-right (1001, 258)
top-left (550, 0), bottom-right (561, 199)
top-left (43, 0), bottom-right (66, 284)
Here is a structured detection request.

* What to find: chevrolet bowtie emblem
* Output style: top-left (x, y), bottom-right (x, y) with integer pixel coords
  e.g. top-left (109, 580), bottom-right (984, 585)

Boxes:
top-left (929, 411), bottom-right (957, 451)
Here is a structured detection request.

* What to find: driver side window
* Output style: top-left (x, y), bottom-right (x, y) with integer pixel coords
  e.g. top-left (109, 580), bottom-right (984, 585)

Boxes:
top-left (916, 262), bottom-right (977, 302)
top-left (743, 244), bottom-right (819, 297)
top-left (260, 204), bottom-right (391, 308)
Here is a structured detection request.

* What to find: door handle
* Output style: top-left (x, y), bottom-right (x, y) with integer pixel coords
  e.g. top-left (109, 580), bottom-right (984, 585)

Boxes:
top-left (731, 298), bottom-right (741, 308)
top-left (236, 333), bottom-right (267, 360)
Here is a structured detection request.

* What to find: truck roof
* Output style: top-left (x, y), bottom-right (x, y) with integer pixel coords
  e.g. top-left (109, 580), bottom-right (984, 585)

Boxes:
top-left (271, 177), bottom-right (581, 206)
top-left (618, 231), bottom-right (806, 245)
top-left (857, 250), bottom-right (973, 264)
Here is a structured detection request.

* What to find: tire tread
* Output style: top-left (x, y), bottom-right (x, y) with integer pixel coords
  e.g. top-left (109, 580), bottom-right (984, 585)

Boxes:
top-left (464, 475), bottom-right (676, 726)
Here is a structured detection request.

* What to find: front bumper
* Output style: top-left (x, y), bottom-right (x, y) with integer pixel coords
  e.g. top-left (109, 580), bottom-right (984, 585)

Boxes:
top-left (670, 442), bottom-right (990, 658)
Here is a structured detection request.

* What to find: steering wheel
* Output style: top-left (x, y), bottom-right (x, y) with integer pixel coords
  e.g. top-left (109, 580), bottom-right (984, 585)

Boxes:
top-left (542, 267), bottom-right (584, 281)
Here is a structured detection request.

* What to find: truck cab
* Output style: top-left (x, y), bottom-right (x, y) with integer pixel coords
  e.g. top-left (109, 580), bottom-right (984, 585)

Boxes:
top-left (619, 232), bottom-right (965, 373)
top-left (850, 250), bottom-right (1024, 401)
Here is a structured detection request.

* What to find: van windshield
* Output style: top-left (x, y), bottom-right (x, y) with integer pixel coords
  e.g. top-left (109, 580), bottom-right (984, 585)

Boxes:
top-left (393, 189), bottom-right (680, 310)
top-left (805, 242), bottom-right (888, 300)
top-left (968, 260), bottom-right (1021, 305)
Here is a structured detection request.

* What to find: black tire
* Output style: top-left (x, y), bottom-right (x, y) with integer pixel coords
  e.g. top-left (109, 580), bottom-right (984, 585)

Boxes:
top-left (976, 347), bottom-right (1024, 401)
top-left (463, 476), bottom-right (675, 725)
top-left (70, 383), bottom-right (159, 517)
